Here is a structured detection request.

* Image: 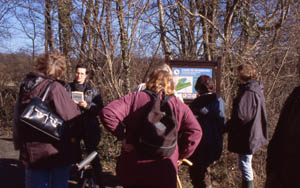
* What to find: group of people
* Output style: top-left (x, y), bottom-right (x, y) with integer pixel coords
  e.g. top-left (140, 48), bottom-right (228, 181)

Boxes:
top-left (13, 52), bottom-right (104, 188)
top-left (12, 50), bottom-right (300, 188)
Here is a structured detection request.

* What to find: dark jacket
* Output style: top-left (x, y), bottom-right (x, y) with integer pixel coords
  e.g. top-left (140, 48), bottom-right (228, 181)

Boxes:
top-left (100, 91), bottom-right (202, 188)
top-left (189, 93), bottom-right (226, 165)
top-left (227, 80), bottom-right (268, 154)
top-left (66, 81), bottom-right (103, 116)
top-left (266, 86), bottom-right (300, 188)
top-left (13, 72), bottom-right (82, 169)
top-left (66, 81), bottom-right (103, 151)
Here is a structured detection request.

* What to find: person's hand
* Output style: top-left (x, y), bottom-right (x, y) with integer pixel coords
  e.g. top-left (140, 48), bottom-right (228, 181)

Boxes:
top-left (78, 101), bottom-right (88, 108)
top-left (177, 160), bottom-right (183, 166)
top-left (122, 139), bottom-right (135, 152)
top-left (178, 159), bottom-right (193, 166)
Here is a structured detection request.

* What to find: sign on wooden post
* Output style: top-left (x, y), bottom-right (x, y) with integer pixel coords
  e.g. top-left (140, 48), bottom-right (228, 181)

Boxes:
top-left (167, 58), bottom-right (222, 104)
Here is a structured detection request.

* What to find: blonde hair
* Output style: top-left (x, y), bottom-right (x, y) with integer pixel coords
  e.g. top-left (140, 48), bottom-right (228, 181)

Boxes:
top-left (146, 70), bottom-right (175, 95)
top-left (35, 51), bottom-right (67, 79)
top-left (237, 63), bottom-right (257, 81)
top-left (153, 64), bottom-right (172, 75)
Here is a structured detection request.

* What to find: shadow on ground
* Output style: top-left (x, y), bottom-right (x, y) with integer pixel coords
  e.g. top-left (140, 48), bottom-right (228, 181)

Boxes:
top-left (69, 171), bottom-right (122, 188)
top-left (0, 158), bottom-right (25, 187)
top-left (0, 158), bottom-right (121, 188)
top-left (0, 136), bottom-right (122, 188)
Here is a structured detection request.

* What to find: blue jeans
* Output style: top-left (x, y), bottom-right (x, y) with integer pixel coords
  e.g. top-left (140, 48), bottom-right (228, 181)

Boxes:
top-left (25, 166), bottom-right (70, 188)
top-left (238, 154), bottom-right (253, 181)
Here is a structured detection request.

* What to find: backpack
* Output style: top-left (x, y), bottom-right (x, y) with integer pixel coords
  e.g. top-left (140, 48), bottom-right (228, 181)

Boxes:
top-left (137, 90), bottom-right (178, 159)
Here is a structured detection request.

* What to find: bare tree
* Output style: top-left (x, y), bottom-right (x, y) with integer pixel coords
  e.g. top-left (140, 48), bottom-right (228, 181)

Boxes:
top-left (45, 0), bottom-right (54, 52)
top-left (57, 0), bottom-right (73, 77)
top-left (0, 0), bottom-right (15, 40)
top-left (157, 0), bottom-right (173, 60)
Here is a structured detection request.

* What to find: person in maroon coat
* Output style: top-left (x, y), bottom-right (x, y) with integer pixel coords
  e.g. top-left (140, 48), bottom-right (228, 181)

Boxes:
top-left (100, 70), bottom-right (202, 188)
top-left (13, 51), bottom-right (82, 188)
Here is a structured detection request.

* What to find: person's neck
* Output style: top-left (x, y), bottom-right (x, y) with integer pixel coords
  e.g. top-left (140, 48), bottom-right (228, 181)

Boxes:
top-left (75, 80), bottom-right (85, 85)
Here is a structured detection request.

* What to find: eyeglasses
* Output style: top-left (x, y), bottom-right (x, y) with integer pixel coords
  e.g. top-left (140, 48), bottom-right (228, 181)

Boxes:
top-left (76, 72), bottom-right (86, 76)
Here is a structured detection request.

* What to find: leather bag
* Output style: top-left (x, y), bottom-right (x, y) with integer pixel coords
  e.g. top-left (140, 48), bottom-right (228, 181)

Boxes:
top-left (20, 82), bottom-right (64, 140)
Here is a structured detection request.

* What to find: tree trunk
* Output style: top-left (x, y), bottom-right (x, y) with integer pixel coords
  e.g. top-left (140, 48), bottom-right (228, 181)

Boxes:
top-left (45, 0), bottom-right (53, 52)
top-left (57, 0), bottom-right (73, 79)
top-left (157, 0), bottom-right (173, 60)
top-left (116, 0), bottom-right (130, 93)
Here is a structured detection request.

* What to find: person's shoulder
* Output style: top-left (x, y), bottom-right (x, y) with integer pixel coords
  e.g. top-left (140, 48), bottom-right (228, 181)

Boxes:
top-left (51, 80), bottom-right (69, 92)
top-left (168, 95), bottom-right (188, 109)
top-left (133, 83), bottom-right (146, 92)
top-left (216, 94), bottom-right (225, 102)
top-left (293, 85), bottom-right (300, 93)
top-left (86, 82), bottom-right (98, 91)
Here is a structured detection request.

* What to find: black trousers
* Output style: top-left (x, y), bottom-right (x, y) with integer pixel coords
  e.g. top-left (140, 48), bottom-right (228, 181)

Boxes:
top-left (188, 162), bottom-right (211, 188)
top-left (82, 117), bottom-right (103, 184)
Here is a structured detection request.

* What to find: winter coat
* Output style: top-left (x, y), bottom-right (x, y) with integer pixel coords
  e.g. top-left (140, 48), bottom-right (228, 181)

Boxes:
top-left (66, 81), bottom-right (104, 152)
top-left (266, 86), bottom-right (300, 188)
top-left (100, 91), bottom-right (202, 188)
top-left (13, 72), bottom-right (82, 169)
top-left (189, 93), bottom-right (226, 165)
top-left (66, 81), bottom-right (103, 117)
top-left (227, 80), bottom-right (268, 154)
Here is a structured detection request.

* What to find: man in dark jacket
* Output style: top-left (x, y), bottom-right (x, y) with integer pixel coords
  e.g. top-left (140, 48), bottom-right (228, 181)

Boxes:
top-left (227, 63), bottom-right (268, 188)
top-left (265, 57), bottom-right (300, 188)
top-left (66, 63), bottom-right (104, 187)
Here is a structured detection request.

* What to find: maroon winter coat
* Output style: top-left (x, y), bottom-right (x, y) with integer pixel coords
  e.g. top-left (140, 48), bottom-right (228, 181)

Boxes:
top-left (100, 91), bottom-right (202, 188)
top-left (13, 72), bottom-right (82, 169)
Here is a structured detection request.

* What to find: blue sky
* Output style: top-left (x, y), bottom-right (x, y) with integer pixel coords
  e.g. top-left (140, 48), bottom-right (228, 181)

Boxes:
top-left (0, 2), bottom-right (44, 54)
top-left (0, 33), bottom-right (33, 53)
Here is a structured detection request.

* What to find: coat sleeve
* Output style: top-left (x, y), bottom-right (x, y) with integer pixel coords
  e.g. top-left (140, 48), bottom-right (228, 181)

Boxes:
top-left (50, 83), bottom-right (81, 122)
top-left (177, 103), bottom-right (202, 160)
top-left (99, 93), bottom-right (135, 140)
top-left (85, 87), bottom-right (104, 116)
top-left (237, 91), bottom-right (257, 125)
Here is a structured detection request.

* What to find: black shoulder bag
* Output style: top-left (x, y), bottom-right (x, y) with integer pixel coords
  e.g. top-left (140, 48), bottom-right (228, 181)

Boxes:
top-left (20, 82), bottom-right (64, 140)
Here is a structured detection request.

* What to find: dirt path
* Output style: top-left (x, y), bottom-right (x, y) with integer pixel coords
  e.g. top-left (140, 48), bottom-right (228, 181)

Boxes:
top-left (0, 131), bottom-right (121, 188)
top-left (0, 131), bottom-right (25, 188)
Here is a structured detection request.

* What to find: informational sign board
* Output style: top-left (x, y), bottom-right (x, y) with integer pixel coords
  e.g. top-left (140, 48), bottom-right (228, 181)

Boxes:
top-left (172, 67), bottom-right (213, 99)
top-left (167, 58), bottom-right (222, 104)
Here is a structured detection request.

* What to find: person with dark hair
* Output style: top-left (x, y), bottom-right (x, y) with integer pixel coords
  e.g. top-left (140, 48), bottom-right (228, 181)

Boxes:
top-left (66, 63), bottom-right (104, 187)
top-left (227, 63), bottom-right (268, 188)
top-left (188, 75), bottom-right (226, 188)
top-left (13, 51), bottom-right (82, 188)
top-left (265, 57), bottom-right (300, 188)
top-left (100, 70), bottom-right (202, 188)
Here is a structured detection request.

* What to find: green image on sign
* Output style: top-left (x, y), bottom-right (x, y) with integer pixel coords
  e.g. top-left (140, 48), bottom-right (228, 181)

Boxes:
top-left (175, 78), bottom-right (192, 91)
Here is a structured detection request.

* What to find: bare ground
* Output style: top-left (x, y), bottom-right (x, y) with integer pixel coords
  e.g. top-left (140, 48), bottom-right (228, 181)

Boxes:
top-left (0, 130), bottom-right (121, 188)
top-left (0, 131), bottom-right (25, 188)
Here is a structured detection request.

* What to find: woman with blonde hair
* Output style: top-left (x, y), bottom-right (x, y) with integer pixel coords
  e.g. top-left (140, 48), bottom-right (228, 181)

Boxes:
top-left (227, 63), bottom-right (268, 188)
top-left (133, 63), bottom-right (173, 92)
top-left (13, 51), bottom-right (82, 188)
top-left (100, 70), bottom-right (202, 188)
top-left (134, 63), bottom-right (184, 101)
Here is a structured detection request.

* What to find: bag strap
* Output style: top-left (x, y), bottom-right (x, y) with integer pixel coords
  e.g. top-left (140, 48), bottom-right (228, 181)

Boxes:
top-left (41, 81), bottom-right (53, 102)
